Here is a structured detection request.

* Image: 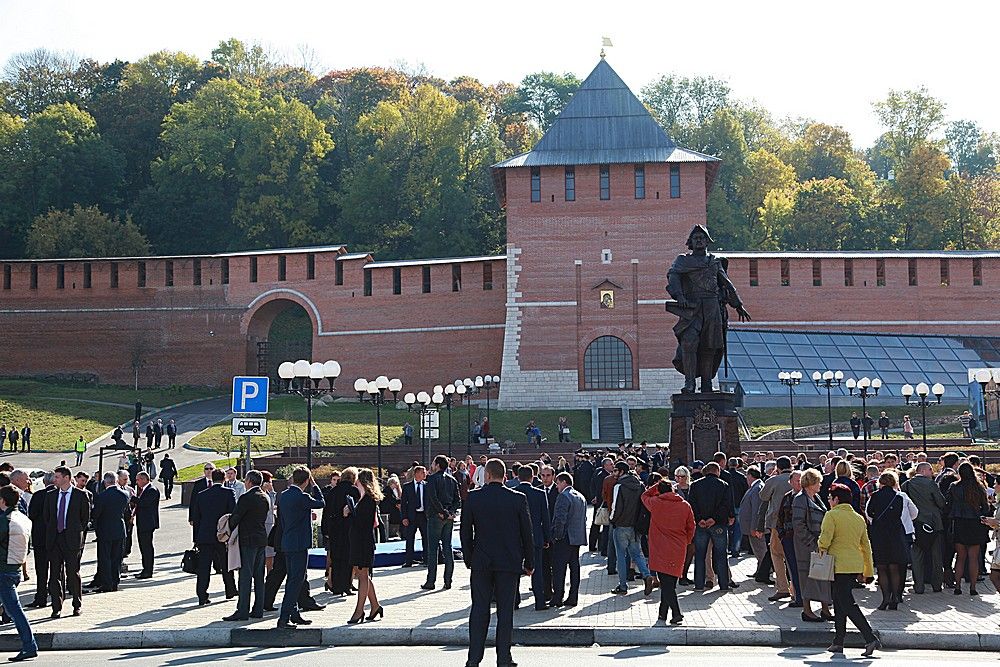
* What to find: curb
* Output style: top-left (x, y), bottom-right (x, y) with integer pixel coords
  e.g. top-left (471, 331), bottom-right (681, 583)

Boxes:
top-left (2, 626), bottom-right (996, 652)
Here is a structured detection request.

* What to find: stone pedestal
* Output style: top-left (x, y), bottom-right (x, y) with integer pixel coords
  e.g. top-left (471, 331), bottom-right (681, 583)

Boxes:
top-left (668, 391), bottom-right (740, 469)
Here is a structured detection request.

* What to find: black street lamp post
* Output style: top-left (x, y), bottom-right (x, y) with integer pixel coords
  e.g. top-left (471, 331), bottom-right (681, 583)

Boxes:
top-left (462, 377), bottom-right (481, 455)
top-left (483, 374), bottom-right (500, 426)
top-left (277, 359), bottom-right (341, 470)
top-left (846, 376), bottom-right (882, 459)
top-left (813, 369), bottom-right (844, 449)
top-left (778, 371), bottom-right (802, 441)
top-left (901, 381), bottom-right (945, 454)
top-left (353, 375), bottom-right (402, 478)
top-left (404, 390), bottom-right (441, 465)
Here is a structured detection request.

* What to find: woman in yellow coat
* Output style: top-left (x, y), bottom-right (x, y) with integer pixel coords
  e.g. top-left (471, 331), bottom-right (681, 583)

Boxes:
top-left (817, 483), bottom-right (880, 657)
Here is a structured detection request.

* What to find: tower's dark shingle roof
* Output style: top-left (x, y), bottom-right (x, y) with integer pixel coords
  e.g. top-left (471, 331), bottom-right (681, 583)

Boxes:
top-left (491, 59), bottom-right (718, 204)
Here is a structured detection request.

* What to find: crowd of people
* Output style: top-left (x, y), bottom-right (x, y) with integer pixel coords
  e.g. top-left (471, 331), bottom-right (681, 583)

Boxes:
top-left (0, 435), bottom-right (996, 664)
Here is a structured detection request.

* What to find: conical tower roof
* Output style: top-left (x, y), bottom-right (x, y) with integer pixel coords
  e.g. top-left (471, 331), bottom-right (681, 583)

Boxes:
top-left (491, 59), bottom-right (718, 203)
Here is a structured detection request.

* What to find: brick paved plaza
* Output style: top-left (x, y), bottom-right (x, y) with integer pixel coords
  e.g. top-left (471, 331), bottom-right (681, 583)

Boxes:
top-left (2, 492), bottom-right (997, 652)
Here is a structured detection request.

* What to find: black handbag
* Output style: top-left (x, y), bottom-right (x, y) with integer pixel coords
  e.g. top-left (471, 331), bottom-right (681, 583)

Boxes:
top-left (181, 547), bottom-right (199, 575)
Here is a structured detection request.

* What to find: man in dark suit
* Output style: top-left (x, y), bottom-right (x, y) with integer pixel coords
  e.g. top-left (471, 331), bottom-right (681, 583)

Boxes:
top-left (188, 462), bottom-right (216, 540)
top-left (159, 454), bottom-right (178, 500)
top-left (44, 466), bottom-right (90, 618)
top-left (263, 487), bottom-right (324, 613)
top-left (538, 465), bottom-right (559, 602)
top-left (25, 474), bottom-right (54, 608)
top-left (400, 466), bottom-right (428, 567)
top-left (514, 464), bottom-right (551, 610)
top-left (192, 469), bottom-right (236, 605)
top-left (133, 472), bottom-right (160, 579)
top-left (461, 458), bottom-right (534, 667)
top-left (90, 472), bottom-right (129, 592)
top-left (276, 466), bottom-right (325, 629)
top-left (224, 470), bottom-right (270, 621)
top-left (166, 419), bottom-right (177, 449)
top-left (422, 455), bottom-right (461, 591)
top-left (20, 424), bottom-right (30, 452)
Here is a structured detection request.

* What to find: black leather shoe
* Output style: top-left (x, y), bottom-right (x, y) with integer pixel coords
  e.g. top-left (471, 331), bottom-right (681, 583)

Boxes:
top-left (8, 651), bottom-right (38, 662)
top-left (291, 616), bottom-right (312, 625)
top-left (299, 602), bottom-right (325, 612)
top-left (443, 582), bottom-right (452, 590)
top-left (49, 611), bottom-right (60, 619)
top-left (249, 611), bottom-right (264, 619)
top-left (198, 599), bottom-right (210, 606)
top-left (223, 613), bottom-right (249, 621)
top-left (277, 620), bottom-right (298, 629)
top-left (420, 583), bottom-right (435, 590)
top-left (72, 609), bottom-right (81, 617)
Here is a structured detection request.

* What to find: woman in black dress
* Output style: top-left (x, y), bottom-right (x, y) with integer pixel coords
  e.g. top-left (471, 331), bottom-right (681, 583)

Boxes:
top-left (347, 467), bottom-right (383, 624)
top-left (947, 462), bottom-right (991, 596)
top-left (865, 471), bottom-right (907, 610)
top-left (325, 468), bottom-right (360, 595)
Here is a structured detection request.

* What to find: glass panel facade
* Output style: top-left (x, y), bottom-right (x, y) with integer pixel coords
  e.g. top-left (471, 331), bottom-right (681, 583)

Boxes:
top-left (583, 336), bottom-right (634, 390)
top-left (728, 328), bottom-right (1000, 397)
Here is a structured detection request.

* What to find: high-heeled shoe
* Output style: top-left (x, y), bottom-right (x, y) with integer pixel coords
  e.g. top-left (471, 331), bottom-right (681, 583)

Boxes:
top-left (366, 605), bottom-right (384, 621)
top-left (800, 612), bottom-right (824, 623)
top-left (347, 612), bottom-right (365, 625)
top-left (876, 600), bottom-right (890, 610)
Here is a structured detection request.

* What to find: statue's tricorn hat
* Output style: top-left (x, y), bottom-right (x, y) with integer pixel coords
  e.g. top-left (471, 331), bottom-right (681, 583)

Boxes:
top-left (685, 224), bottom-right (714, 249)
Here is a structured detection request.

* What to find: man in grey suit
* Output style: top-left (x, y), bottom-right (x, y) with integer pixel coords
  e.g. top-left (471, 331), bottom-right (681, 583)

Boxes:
top-left (550, 472), bottom-right (586, 607)
top-left (755, 456), bottom-right (792, 601)
top-left (901, 462), bottom-right (947, 593)
top-left (739, 466), bottom-right (770, 583)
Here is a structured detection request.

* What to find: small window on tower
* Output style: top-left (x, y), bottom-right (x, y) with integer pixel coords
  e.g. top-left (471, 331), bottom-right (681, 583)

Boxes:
top-left (940, 259), bottom-right (950, 286)
top-left (530, 167), bottom-right (541, 202)
top-left (110, 262), bottom-right (119, 288)
top-left (812, 259), bottom-right (822, 286)
top-left (164, 260), bottom-right (174, 287)
top-left (564, 167), bottom-right (575, 202)
top-left (363, 268), bottom-right (372, 296)
top-left (452, 264), bottom-right (462, 292)
top-left (193, 259), bottom-right (202, 286)
top-left (876, 258), bottom-right (886, 286)
top-left (844, 259), bottom-right (854, 287)
top-left (83, 262), bottom-right (92, 288)
top-left (221, 258), bottom-right (230, 285)
top-left (249, 257), bottom-right (258, 283)
top-left (57, 264), bottom-right (65, 289)
top-left (137, 261), bottom-right (146, 287)
top-left (599, 164), bottom-right (610, 200)
top-left (306, 253), bottom-right (315, 280)
top-left (392, 267), bottom-right (401, 295)
top-left (780, 259), bottom-right (790, 287)
top-left (335, 259), bottom-right (343, 286)
top-left (908, 259), bottom-right (917, 286)
top-left (749, 259), bottom-right (759, 287)
top-left (422, 265), bottom-right (431, 293)
top-left (30, 264), bottom-right (38, 289)
top-left (634, 165), bottom-right (645, 199)
top-left (483, 262), bottom-right (493, 290)
top-left (973, 258), bottom-right (983, 286)
top-left (278, 255), bottom-right (287, 281)
top-left (670, 165), bottom-right (681, 198)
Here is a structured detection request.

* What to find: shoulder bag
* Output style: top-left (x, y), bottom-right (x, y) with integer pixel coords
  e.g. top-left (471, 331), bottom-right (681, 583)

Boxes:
top-left (594, 506), bottom-right (610, 526)
top-left (181, 546), bottom-right (199, 575)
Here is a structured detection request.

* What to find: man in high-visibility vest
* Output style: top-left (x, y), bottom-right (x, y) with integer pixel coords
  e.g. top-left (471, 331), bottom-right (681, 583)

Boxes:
top-left (74, 436), bottom-right (86, 466)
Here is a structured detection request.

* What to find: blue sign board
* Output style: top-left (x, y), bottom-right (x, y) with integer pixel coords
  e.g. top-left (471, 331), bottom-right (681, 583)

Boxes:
top-left (232, 376), bottom-right (269, 414)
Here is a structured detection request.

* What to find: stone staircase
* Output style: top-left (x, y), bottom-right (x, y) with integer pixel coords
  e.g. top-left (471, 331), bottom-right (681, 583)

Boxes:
top-left (597, 407), bottom-right (625, 443)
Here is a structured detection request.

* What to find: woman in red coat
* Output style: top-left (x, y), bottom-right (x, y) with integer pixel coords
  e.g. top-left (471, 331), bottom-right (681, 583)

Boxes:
top-left (642, 481), bottom-right (696, 624)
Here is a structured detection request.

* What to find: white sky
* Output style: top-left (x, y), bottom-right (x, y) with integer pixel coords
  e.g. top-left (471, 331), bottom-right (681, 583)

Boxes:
top-left (1, 0), bottom-right (996, 147)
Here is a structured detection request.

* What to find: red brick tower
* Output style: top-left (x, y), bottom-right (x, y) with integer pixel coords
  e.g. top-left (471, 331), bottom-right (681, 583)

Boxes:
top-left (492, 58), bottom-right (719, 411)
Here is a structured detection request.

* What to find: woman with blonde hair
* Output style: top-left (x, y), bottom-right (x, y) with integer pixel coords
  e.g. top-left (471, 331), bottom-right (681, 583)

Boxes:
top-left (346, 468), bottom-right (383, 623)
top-left (792, 468), bottom-right (832, 622)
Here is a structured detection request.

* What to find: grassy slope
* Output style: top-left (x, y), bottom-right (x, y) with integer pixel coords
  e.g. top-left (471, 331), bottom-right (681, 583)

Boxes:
top-left (742, 405), bottom-right (960, 439)
top-left (190, 396), bottom-right (594, 452)
top-left (177, 458), bottom-right (238, 482)
top-left (0, 380), bottom-right (221, 452)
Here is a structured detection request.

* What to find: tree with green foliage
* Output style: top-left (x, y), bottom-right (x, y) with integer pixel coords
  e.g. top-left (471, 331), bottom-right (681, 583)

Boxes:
top-left (888, 141), bottom-right (951, 248)
top-left (26, 205), bottom-right (149, 258)
top-left (945, 120), bottom-right (997, 176)
top-left (0, 103), bottom-right (124, 258)
top-left (872, 87), bottom-right (946, 169)
top-left (640, 74), bottom-right (731, 143)
top-left (764, 178), bottom-right (865, 250)
top-left (336, 84), bottom-right (504, 258)
top-left (143, 78), bottom-right (333, 253)
top-left (507, 71), bottom-right (581, 131)
top-left (734, 149), bottom-right (797, 248)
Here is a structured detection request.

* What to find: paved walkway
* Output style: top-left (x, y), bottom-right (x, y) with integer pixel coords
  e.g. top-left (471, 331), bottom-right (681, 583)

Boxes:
top-left (1, 491), bottom-right (997, 651)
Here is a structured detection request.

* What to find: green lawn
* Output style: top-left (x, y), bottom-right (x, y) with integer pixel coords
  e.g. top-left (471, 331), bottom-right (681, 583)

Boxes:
top-left (0, 397), bottom-right (125, 452)
top-left (629, 408), bottom-right (671, 443)
top-left (0, 379), bottom-right (220, 408)
top-left (190, 397), bottom-right (594, 452)
top-left (0, 379), bottom-right (222, 452)
top-left (741, 405), bottom-right (959, 439)
top-left (177, 458), bottom-right (238, 482)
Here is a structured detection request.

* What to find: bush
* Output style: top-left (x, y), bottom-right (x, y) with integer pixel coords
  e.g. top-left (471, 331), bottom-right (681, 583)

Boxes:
top-left (275, 464), bottom-right (298, 480)
top-left (311, 464), bottom-right (339, 479)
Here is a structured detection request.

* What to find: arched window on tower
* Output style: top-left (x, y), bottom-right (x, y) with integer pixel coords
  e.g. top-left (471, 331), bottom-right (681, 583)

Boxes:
top-left (583, 336), bottom-right (634, 390)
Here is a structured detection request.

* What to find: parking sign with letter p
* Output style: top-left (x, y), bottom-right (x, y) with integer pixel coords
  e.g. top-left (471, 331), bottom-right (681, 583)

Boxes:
top-left (232, 376), bottom-right (269, 414)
